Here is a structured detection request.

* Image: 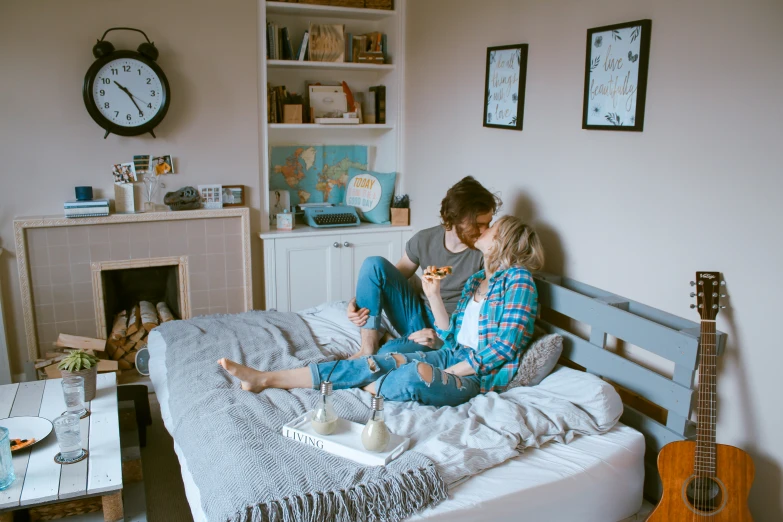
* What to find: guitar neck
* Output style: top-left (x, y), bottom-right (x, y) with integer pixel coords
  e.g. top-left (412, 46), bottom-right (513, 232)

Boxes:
top-left (695, 319), bottom-right (717, 477)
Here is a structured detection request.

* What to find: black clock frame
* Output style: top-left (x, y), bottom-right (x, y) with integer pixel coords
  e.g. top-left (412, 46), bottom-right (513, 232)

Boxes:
top-left (83, 50), bottom-right (170, 138)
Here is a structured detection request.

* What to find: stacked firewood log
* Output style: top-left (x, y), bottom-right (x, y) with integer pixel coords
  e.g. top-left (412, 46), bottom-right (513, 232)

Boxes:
top-left (106, 301), bottom-right (176, 370)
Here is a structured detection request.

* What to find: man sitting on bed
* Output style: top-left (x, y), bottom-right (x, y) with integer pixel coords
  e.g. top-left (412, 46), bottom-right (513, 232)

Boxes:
top-left (346, 175), bottom-right (501, 359)
top-left (219, 216), bottom-right (543, 407)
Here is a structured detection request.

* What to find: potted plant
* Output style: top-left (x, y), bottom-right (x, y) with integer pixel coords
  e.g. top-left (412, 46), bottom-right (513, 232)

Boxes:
top-left (391, 194), bottom-right (410, 226)
top-left (58, 350), bottom-right (100, 401)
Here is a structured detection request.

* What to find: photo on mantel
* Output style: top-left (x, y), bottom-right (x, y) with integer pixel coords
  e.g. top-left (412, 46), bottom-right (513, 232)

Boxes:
top-left (582, 19), bottom-right (652, 131)
top-left (483, 44), bottom-right (528, 131)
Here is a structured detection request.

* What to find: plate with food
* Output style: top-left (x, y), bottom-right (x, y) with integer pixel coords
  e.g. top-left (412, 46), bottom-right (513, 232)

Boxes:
top-left (423, 266), bottom-right (453, 279)
top-left (0, 416), bottom-right (54, 452)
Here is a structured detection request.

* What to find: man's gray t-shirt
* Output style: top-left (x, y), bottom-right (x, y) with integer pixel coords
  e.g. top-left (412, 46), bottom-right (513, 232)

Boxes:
top-left (405, 225), bottom-right (483, 315)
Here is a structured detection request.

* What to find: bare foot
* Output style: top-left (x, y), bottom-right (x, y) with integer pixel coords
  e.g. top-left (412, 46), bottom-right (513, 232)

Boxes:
top-left (217, 358), bottom-right (268, 392)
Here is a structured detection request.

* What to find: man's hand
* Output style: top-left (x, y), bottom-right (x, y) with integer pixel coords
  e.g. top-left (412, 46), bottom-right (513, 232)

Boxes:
top-left (408, 328), bottom-right (443, 349)
top-left (347, 297), bottom-right (369, 327)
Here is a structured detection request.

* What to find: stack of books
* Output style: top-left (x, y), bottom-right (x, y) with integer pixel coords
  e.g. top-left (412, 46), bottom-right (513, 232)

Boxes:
top-left (64, 199), bottom-right (109, 218)
top-left (267, 22), bottom-right (308, 61)
top-left (346, 32), bottom-right (387, 64)
top-left (368, 85), bottom-right (386, 124)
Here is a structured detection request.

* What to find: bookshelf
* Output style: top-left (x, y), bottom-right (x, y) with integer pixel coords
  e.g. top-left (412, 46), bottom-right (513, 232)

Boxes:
top-left (258, 0), bottom-right (406, 232)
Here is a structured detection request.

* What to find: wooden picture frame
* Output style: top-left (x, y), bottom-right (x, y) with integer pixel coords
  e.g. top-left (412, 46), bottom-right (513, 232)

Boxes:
top-left (222, 185), bottom-right (245, 207)
top-left (483, 44), bottom-right (528, 131)
top-left (582, 19), bottom-right (652, 132)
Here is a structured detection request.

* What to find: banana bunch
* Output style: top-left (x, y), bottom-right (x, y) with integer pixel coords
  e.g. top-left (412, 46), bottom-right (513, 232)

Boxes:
top-left (57, 350), bottom-right (100, 372)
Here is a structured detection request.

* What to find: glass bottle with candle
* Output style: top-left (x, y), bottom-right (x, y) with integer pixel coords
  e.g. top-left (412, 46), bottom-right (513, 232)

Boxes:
top-left (311, 360), bottom-right (340, 435)
top-left (361, 395), bottom-right (390, 452)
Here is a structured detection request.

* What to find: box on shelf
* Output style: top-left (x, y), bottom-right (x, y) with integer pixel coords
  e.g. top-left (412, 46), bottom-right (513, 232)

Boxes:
top-left (391, 208), bottom-right (409, 226)
top-left (284, 104), bottom-right (303, 124)
top-left (297, 0), bottom-right (366, 7)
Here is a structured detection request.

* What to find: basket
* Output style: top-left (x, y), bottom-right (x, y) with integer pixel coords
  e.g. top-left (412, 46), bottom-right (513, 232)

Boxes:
top-left (60, 367), bottom-right (98, 402)
top-left (365, 0), bottom-right (393, 9)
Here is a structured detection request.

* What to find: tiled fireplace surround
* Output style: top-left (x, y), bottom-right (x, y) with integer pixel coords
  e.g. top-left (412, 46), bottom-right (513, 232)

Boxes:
top-left (14, 208), bottom-right (252, 361)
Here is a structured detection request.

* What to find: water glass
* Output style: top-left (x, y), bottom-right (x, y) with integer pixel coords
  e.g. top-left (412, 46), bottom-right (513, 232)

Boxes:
top-left (0, 427), bottom-right (15, 490)
top-left (62, 376), bottom-right (87, 417)
top-left (53, 414), bottom-right (84, 463)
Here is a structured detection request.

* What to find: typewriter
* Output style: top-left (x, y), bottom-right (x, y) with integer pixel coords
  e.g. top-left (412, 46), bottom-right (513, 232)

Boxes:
top-left (304, 206), bottom-right (360, 228)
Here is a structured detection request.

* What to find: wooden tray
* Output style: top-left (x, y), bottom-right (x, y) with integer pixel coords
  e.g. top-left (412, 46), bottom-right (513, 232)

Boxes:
top-left (282, 412), bottom-right (409, 466)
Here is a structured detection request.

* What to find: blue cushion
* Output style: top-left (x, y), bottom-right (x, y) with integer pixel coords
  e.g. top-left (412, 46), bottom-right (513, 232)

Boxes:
top-left (344, 168), bottom-right (396, 224)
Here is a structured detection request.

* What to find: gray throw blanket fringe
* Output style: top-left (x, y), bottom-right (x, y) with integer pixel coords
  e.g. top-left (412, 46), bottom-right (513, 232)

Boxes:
top-left (158, 311), bottom-right (447, 522)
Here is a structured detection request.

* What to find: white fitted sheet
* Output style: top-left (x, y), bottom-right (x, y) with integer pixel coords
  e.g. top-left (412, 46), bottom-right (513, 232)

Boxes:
top-left (148, 326), bottom-right (645, 522)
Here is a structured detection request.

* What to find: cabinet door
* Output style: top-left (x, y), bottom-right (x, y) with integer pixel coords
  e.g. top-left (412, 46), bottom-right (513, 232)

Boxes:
top-left (274, 235), bottom-right (342, 312)
top-left (340, 232), bottom-right (402, 300)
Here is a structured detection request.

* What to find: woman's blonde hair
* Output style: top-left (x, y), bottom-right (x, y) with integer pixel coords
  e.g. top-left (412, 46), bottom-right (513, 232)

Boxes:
top-left (484, 216), bottom-right (545, 273)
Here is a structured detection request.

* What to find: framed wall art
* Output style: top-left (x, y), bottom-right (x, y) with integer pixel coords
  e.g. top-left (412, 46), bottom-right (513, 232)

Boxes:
top-left (483, 43), bottom-right (528, 131)
top-left (583, 19), bottom-right (652, 131)
top-left (198, 184), bottom-right (223, 209)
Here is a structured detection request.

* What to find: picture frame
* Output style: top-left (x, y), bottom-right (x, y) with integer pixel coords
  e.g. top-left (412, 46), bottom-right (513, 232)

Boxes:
top-left (582, 19), bottom-right (652, 131)
top-left (222, 185), bottom-right (245, 207)
top-left (112, 162), bottom-right (136, 184)
top-left (198, 184), bottom-right (223, 209)
top-left (483, 44), bottom-right (528, 131)
top-left (151, 155), bottom-right (175, 175)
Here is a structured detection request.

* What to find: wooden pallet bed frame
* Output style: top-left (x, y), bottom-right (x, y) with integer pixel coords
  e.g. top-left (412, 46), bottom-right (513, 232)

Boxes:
top-left (533, 273), bottom-right (726, 502)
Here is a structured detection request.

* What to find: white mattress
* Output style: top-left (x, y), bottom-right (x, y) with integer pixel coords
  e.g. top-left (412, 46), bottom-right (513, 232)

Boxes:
top-left (148, 324), bottom-right (645, 522)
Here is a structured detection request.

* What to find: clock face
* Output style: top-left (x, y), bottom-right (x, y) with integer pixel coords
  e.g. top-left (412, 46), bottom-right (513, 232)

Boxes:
top-left (91, 58), bottom-right (164, 128)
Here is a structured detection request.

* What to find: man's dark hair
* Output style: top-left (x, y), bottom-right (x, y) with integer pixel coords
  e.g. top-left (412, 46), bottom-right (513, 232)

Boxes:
top-left (440, 176), bottom-right (501, 231)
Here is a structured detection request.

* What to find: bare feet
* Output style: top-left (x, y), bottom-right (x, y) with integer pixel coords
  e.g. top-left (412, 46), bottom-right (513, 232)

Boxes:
top-left (217, 358), bottom-right (268, 392)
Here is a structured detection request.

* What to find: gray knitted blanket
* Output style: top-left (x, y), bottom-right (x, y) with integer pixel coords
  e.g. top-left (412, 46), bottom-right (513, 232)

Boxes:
top-left (157, 311), bottom-right (447, 522)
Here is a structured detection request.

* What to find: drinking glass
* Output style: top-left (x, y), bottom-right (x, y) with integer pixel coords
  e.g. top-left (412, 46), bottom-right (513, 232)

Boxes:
top-left (53, 413), bottom-right (85, 463)
top-left (0, 427), bottom-right (15, 490)
top-left (62, 376), bottom-right (87, 417)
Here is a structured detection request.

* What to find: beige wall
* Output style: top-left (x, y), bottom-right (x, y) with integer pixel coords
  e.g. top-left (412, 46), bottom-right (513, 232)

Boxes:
top-left (0, 0), bottom-right (261, 376)
top-left (406, 0), bottom-right (782, 518)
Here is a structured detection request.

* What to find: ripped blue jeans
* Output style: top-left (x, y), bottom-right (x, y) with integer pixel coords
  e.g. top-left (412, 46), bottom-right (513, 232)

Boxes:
top-left (309, 344), bottom-right (481, 407)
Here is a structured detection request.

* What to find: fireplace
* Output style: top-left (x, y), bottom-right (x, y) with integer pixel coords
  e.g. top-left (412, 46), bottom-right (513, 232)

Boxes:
top-left (95, 257), bottom-right (190, 339)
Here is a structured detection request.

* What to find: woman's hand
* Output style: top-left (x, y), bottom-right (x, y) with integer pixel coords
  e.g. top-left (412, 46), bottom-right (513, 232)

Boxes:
top-left (421, 266), bottom-right (442, 299)
top-left (408, 328), bottom-right (444, 349)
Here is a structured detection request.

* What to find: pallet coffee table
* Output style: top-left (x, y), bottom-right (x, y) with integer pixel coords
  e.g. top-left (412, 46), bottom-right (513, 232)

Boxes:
top-left (0, 373), bottom-right (123, 521)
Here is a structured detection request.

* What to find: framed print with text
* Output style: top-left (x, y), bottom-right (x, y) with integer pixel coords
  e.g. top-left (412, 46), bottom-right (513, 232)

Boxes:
top-left (483, 44), bottom-right (528, 131)
top-left (583, 19), bottom-right (652, 131)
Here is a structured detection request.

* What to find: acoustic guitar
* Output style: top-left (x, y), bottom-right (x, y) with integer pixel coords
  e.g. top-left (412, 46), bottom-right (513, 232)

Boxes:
top-left (648, 272), bottom-right (754, 521)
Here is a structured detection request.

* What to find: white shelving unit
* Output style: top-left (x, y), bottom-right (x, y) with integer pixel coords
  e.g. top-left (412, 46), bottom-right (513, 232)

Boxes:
top-left (258, 0), bottom-right (405, 231)
top-left (257, 1), bottom-right (408, 311)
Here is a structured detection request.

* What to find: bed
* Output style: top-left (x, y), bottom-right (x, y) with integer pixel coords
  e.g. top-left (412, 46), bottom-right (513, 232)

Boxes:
top-left (148, 274), bottom-right (724, 522)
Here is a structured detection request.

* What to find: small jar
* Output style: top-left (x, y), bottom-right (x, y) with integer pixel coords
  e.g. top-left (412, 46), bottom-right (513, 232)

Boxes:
top-left (361, 395), bottom-right (390, 452)
top-left (276, 209), bottom-right (294, 230)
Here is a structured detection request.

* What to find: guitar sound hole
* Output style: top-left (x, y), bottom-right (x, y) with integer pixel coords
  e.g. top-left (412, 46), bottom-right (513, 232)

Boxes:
top-left (685, 477), bottom-right (723, 513)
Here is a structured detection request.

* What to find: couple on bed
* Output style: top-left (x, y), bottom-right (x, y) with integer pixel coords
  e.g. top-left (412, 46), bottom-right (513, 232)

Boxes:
top-left (220, 176), bottom-right (544, 407)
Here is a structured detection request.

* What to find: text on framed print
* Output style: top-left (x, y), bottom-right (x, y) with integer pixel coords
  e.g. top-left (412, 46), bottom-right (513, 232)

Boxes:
top-left (583, 19), bottom-right (652, 131)
top-left (483, 44), bottom-right (528, 131)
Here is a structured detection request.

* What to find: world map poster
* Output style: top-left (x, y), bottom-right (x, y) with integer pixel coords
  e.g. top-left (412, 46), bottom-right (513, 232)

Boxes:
top-left (269, 145), bottom-right (368, 207)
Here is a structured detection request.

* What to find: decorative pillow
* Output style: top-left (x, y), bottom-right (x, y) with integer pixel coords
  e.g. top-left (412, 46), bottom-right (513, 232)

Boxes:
top-left (345, 168), bottom-right (396, 224)
top-left (505, 327), bottom-right (563, 389)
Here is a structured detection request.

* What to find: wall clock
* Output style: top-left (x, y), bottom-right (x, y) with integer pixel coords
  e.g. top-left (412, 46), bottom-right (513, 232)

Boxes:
top-left (83, 27), bottom-right (170, 139)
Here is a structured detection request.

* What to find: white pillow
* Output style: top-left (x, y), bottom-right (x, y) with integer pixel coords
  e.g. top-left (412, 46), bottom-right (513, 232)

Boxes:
top-left (534, 366), bottom-right (623, 429)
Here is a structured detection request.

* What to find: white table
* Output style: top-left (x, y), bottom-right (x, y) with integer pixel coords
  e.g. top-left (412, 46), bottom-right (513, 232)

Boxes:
top-left (0, 373), bottom-right (123, 521)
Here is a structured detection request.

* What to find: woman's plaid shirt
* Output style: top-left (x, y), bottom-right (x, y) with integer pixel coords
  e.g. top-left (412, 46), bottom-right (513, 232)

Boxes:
top-left (435, 266), bottom-right (538, 393)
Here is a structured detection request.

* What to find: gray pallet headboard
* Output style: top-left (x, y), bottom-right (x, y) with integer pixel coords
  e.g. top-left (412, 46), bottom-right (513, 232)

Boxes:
top-left (533, 273), bottom-right (726, 501)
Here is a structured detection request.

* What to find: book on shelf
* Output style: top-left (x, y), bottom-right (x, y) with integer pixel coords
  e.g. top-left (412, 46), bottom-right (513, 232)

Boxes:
top-left (297, 31), bottom-right (309, 61)
top-left (64, 199), bottom-right (109, 218)
top-left (64, 198), bottom-right (109, 209)
top-left (282, 27), bottom-right (294, 60)
top-left (309, 23), bottom-right (345, 63)
top-left (369, 85), bottom-right (386, 124)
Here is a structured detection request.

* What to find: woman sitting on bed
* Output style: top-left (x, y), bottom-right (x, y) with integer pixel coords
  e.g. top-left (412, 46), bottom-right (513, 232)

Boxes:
top-left (219, 215), bottom-right (544, 407)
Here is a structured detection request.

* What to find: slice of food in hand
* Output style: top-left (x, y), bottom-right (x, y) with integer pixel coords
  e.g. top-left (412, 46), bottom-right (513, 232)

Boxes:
top-left (424, 266), bottom-right (453, 279)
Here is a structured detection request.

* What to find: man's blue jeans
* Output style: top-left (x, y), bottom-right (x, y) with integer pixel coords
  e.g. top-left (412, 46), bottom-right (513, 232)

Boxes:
top-left (310, 345), bottom-right (480, 407)
top-left (356, 257), bottom-right (435, 355)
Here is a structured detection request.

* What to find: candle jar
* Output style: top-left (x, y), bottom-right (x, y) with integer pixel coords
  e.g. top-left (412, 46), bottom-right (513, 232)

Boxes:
top-left (0, 427), bottom-right (15, 490)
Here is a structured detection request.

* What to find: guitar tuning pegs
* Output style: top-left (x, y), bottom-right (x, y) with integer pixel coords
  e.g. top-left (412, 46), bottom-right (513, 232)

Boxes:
top-left (721, 281), bottom-right (726, 286)
top-left (721, 294), bottom-right (728, 298)
top-left (690, 292), bottom-right (696, 298)
top-left (690, 281), bottom-right (696, 286)
top-left (712, 304), bottom-right (718, 309)
top-left (690, 304), bottom-right (696, 309)
top-left (720, 305), bottom-right (727, 309)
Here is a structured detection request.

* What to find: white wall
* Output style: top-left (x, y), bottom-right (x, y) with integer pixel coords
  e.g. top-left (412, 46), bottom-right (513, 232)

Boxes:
top-left (0, 0), bottom-right (261, 376)
top-left (406, 0), bottom-right (782, 518)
